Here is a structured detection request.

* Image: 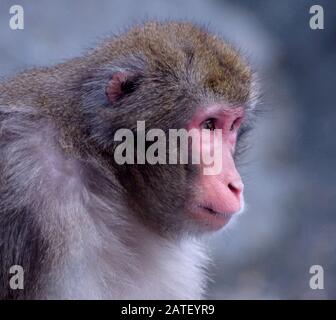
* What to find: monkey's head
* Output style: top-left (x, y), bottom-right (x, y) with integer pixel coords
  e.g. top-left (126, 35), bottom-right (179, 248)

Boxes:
top-left (81, 22), bottom-right (257, 236)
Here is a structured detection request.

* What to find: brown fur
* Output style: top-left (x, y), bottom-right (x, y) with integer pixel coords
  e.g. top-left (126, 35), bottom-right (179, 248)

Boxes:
top-left (0, 21), bottom-right (252, 155)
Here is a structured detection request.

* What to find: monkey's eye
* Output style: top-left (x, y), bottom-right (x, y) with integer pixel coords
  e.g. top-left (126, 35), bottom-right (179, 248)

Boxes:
top-left (202, 118), bottom-right (216, 131)
top-left (230, 117), bottom-right (242, 131)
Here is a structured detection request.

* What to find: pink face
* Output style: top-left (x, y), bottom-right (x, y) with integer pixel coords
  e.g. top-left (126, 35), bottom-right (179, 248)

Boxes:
top-left (187, 105), bottom-right (245, 231)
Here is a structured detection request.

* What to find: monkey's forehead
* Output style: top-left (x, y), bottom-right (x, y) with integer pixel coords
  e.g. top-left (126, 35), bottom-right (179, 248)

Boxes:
top-left (95, 21), bottom-right (253, 104)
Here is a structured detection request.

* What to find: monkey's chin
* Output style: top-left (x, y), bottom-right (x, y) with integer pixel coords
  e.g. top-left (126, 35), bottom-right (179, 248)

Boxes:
top-left (190, 205), bottom-right (235, 231)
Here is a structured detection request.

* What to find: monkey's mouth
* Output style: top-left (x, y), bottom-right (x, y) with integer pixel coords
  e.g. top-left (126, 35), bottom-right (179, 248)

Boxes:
top-left (193, 204), bottom-right (233, 230)
top-left (198, 205), bottom-right (233, 219)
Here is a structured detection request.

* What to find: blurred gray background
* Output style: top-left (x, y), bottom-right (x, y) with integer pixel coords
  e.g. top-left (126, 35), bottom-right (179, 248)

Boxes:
top-left (0, 0), bottom-right (335, 299)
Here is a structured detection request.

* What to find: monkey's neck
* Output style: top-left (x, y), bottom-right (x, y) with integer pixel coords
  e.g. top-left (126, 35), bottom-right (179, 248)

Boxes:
top-left (38, 159), bottom-right (209, 299)
top-left (47, 218), bottom-right (209, 299)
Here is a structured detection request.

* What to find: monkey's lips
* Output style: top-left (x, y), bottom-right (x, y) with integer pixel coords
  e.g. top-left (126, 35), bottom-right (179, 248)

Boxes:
top-left (192, 204), bottom-right (234, 230)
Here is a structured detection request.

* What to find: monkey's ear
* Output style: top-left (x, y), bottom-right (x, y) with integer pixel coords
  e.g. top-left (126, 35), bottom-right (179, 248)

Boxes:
top-left (106, 71), bottom-right (138, 104)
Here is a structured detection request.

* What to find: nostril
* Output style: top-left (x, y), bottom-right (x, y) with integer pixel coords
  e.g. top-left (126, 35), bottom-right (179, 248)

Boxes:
top-left (228, 182), bottom-right (242, 197)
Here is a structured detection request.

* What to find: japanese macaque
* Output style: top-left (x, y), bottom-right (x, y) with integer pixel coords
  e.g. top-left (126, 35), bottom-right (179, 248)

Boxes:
top-left (0, 21), bottom-right (258, 299)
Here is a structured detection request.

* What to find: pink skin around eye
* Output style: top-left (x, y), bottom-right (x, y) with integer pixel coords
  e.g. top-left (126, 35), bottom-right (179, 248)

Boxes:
top-left (186, 105), bottom-right (245, 231)
top-left (188, 104), bottom-right (244, 134)
top-left (188, 105), bottom-right (244, 155)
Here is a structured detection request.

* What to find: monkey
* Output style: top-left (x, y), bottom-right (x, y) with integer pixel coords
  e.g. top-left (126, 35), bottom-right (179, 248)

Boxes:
top-left (0, 21), bottom-right (258, 299)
